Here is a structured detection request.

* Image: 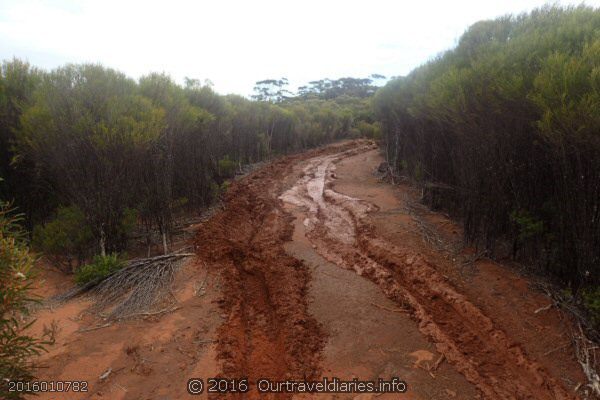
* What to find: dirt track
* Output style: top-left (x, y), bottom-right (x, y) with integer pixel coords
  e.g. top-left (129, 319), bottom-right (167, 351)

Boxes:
top-left (197, 139), bottom-right (583, 399)
top-left (30, 140), bottom-right (586, 399)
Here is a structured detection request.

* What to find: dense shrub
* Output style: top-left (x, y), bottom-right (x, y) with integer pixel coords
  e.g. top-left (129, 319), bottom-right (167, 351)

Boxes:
top-left (217, 155), bottom-right (237, 179)
top-left (582, 287), bottom-right (600, 331)
top-left (0, 200), bottom-right (46, 399)
top-left (374, 5), bottom-right (600, 290)
top-left (2, 64), bottom-right (377, 257)
top-left (75, 253), bottom-right (124, 285)
top-left (32, 206), bottom-right (93, 270)
top-left (356, 121), bottom-right (381, 139)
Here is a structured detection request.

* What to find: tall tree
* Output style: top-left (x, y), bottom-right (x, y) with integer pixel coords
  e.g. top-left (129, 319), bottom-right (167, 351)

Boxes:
top-left (251, 78), bottom-right (291, 102)
top-left (16, 65), bottom-right (164, 255)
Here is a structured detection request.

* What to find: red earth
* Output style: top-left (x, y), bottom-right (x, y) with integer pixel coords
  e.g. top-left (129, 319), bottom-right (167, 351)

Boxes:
top-left (27, 140), bottom-right (589, 399)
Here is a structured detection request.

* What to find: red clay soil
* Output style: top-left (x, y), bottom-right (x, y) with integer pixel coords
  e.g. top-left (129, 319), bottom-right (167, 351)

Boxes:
top-left (27, 257), bottom-right (223, 400)
top-left (278, 142), bottom-right (583, 399)
top-left (26, 139), bottom-right (589, 400)
top-left (194, 142), bottom-right (363, 399)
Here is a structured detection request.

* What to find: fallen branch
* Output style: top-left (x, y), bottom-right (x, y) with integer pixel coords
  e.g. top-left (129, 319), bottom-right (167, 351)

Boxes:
top-left (54, 253), bottom-right (193, 320)
top-left (119, 306), bottom-right (181, 319)
top-left (531, 281), bottom-right (600, 396)
top-left (574, 322), bottom-right (600, 396)
top-left (195, 339), bottom-right (216, 345)
top-left (432, 354), bottom-right (445, 371)
top-left (543, 342), bottom-right (571, 356)
top-left (370, 302), bottom-right (411, 314)
top-left (534, 303), bottom-right (554, 314)
top-left (77, 322), bottom-right (112, 333)
top-left (99, 367), bottom-right (112, 381)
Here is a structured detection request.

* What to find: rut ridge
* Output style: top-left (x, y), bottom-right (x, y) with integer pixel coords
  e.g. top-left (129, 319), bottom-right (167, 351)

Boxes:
top-left (196, 139), bottom-right (576, 399)
top-left (195, 142), bottom-right (363, 399)
top-left (280, 142), bottom-right (575, 400)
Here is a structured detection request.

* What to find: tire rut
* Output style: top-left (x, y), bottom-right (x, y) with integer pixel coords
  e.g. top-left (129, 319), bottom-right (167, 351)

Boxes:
top-left (195, 142), bottom-right (363, 399)
top-left (280, 143), bottom-right (575, 400)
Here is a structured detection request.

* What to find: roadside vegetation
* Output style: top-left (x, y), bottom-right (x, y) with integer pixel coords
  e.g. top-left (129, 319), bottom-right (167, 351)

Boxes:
top-left (0, 200), bottom-right (47, 399)
top-left (0, 62), bottom-right (381, 391)
top-left (374, 5), bottom-right (600, 327)
top-left (0, 62), bottom-right (380, 262)
top-left (2, 2), bottom-right (600, 393)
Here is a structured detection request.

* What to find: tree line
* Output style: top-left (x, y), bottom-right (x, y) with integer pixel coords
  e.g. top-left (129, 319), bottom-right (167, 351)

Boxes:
top-left (373, 5), bottom-right (600, 295)
top-left (0, 62), bottom-right (380, 267)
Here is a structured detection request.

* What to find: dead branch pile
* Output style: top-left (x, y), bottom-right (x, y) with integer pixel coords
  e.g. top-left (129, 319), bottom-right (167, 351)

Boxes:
top-left (374, 161), bottom-right (407, 185)
top-left (534, 282), bottom-right (600, 398)
top-left (574, 322), bottom-right (600, 397)
top-left (402, 194), bottom-right (461, 255)
top-left (52, 253), bottom-right (193, 320)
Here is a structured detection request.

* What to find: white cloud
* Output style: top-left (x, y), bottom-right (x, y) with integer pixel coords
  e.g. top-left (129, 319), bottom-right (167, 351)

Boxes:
top-left (0, 0), bottom-right (598, 95)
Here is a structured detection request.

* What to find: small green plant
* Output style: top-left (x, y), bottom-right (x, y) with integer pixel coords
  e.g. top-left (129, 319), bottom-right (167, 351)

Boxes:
top-left (348, 127), bottom-right (361, 138)
top-left (209, 181), bottom-right (221, 202)
top-left (220, 181), bottom-right (231, 194)
top-left (399, 159), bottom-right (408, 171)
top-left (510, 209), bottom-right (544, 241)
top-left (218, 155), bottom-right (237, 179)
top-left (0, 200), bottom-right (47, 399)
top-left (118, 208), bottom-right (139, 239)
top-left (581, 286), bottom-right (600, 330)
top-left (32, 206), bottom-right (94, 269)
top-left (356, 121), bottom-right (381, 139)
top-left (75, 253), bottom-right (124, 285)
top-left (413, 161), bottom-right (424, 181)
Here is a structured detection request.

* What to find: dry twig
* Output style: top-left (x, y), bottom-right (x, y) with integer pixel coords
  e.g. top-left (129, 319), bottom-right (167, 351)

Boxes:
top-left (77, 322), bottom-right (112, 333)
top-left (432, 354), bottom-right (445, 371)
top-left (53, 253), bottom-right (193, 320)
top-left (370, 302), bottom-right (411, 314)
top-left (534, 303), bottom-right (554, 314)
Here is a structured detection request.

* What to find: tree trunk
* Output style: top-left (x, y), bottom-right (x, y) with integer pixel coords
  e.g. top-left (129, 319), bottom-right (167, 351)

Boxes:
top-left (162, 230), bottom-right (168, 255)
top-left (99, 226), bottom-right (106, 257)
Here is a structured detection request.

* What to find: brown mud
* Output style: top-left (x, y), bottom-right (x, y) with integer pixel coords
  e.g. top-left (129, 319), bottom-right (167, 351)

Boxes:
top-left (27, 256), bottom-right (222, 400)
top-left (27, 140), bottom-right (585, 399)
top-left (278, 142), bottom-right (583, 399)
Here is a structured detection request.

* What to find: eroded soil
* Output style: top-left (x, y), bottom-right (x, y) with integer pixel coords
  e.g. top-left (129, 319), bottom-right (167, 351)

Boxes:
top-left (28, 140), bottom-right (585, 399)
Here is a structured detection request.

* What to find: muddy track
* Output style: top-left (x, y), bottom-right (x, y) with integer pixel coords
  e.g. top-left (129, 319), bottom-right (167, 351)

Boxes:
top-left (197, 140), bottom-right (575, 399)
top-left (280, 143), bottom-right (575, 400)
top-left (195, 142), bottom-right (363, 399)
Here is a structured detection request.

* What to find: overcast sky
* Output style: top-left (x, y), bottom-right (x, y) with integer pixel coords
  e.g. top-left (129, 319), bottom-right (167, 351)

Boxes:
top-left (1, 0), bottom-right (598, 96)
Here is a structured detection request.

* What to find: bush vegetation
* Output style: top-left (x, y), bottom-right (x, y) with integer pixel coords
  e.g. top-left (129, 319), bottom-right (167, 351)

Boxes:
top-left (32, 206), bottom-right (93, 270)
top-left (74, 253), bottom-right (125, 285)
top-left (373, 5), bottom-right (600, 297)
top-left (0, 200), bottom-right (46, 399)
top-left (0, 62), bottom-right (379, 258)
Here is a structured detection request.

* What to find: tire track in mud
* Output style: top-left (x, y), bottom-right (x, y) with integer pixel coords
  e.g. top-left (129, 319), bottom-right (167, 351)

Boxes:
top-left (280, 144), bottom-right (575, 400)
top-left (195, 142), bottom-right (366, 399)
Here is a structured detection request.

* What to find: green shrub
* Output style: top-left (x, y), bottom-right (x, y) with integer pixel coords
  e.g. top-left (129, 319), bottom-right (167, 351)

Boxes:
top-left (218, 155), bottom-right (237, 179)
top-left (209, 181), bottom-right (221, 202)
top-left (510, 210), bottom-right (544, 241)
top-left (0, 201), bottom-right (47, 399)
top-left (32, 206), bottom-right (93, 268)
top-left (118, 208), bottom-right (139, 239)
top-left (413, 162), bottom-right (424, 182)
top-left (356, 121), bottom-right (381, 139)
top-left (348, 127), bottom-right (361, 139)
top-left (220, 181), bottom-right (231, 193)
top-left (75, 253), bottom-right (124, 285)
top-left (581, 286), bottom-right (600, 330)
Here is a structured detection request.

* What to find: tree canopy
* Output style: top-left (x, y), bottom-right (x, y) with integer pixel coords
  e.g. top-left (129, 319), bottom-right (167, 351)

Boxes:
top-left (0, 61), bottom-right (380, 259)
top-left (373, 5), bottom-right (600, 289)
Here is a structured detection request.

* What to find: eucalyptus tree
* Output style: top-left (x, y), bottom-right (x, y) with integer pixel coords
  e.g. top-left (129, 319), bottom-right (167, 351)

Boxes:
top-left (138, 73), bottom-right (210, 253)
top-left (16, 64), bottom-right (165, 255)
top-left (373, 5), bottom-right (600, 289)
top-left (0, 60), bottom-right (45, 226)
top-left (251, 78), bottom-right (291, 102)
